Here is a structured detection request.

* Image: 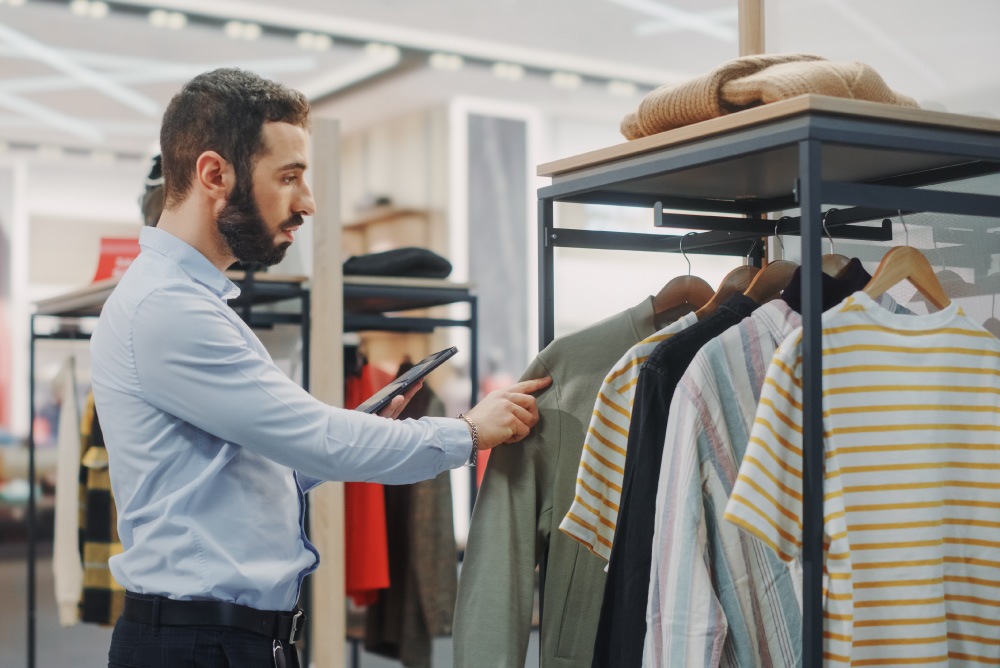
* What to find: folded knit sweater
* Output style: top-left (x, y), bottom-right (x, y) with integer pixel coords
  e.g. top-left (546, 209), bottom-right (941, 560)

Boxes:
top-left (622, 53), bottom-right (918, 140)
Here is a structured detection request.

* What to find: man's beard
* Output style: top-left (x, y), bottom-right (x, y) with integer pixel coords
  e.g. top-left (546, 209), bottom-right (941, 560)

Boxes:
top-left (216, 183), bottom-right (301, 268)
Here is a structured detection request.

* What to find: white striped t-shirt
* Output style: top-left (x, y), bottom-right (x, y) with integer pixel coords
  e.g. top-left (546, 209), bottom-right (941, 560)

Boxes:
top-left (559, 311), bottom-right (699, 560)
top-left (725, 291), bottom-right (1000, 667)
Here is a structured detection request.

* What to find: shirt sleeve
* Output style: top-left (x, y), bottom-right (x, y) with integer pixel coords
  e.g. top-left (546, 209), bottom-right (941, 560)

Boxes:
top-left (723, 335), bottom-right (805, 562)
top-left (130, 284), bottom-right (472, 485)
top-left (645, 380), bottom-right (727, 668)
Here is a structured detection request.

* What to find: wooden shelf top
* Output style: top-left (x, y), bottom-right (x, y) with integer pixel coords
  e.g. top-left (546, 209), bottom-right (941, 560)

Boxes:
top-left (538, 95), bottom-right (1000, 178)
top-left (343, 206), bottom-right (428, 228)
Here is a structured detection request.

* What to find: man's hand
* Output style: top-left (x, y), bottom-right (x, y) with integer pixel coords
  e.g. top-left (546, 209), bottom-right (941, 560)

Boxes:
top-left (464, 377), bottom-right (553, 450)
top-left (377, 381), bottom-right (424, 419)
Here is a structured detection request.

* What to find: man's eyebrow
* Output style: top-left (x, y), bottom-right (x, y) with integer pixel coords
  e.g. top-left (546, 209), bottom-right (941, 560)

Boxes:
top-left (279, 161), bottom-right (307, 171)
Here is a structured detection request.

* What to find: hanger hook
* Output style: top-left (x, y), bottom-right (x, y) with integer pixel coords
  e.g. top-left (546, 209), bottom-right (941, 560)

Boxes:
top-left (822, 209), bottom-right (838, 255)
top-left (898, 209), bottom-right (910, 247)
top-left (680, 232), bottom-right (696, 276)
top-left (746, 236), bottom-right (759, 264)
top-left (774, 216), bottom-right (790, 255)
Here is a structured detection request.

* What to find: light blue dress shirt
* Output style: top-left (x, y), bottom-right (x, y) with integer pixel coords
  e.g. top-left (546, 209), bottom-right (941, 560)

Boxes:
top-left (90, 227), bottom-right (472, 611)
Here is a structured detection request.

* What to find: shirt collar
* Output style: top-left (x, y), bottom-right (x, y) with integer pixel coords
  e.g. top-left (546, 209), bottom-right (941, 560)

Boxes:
top-left (139, 227), bottom-right (241, 300)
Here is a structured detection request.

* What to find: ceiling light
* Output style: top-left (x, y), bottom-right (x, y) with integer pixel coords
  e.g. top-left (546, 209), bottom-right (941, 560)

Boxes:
top-left (88, 1), bottom-right (108, 18)
top-left (224, 20), bottom-right (244, 39)
top-left (148, 9), bottom-right (167, 27)
top-left (313, 34), bottom-right (332, 51)
top-left (364, 42), bottom-right (399, 59)
top-left (166, 12), bottom-right (186, 30)
top-left (0, 140), bottom-right (9, 153)
top-left (607, 80), bottom-right (638, 97)
top-left (492, 62), bottom-right (525, 81)
top-left (91, 149), bottom-right (115, 164)
top-left (69, 0), bottom-right (89, 16)
top-left (9, 0), bottom-right (28, 6)
top-left (296, 32), bottom-right (315, 49)
top-left (242, 22), bottom-right (262, 40)
top-left (429, 53), bottom-right (463, 71)
top-left (551, 71), bottom-right (582, 89)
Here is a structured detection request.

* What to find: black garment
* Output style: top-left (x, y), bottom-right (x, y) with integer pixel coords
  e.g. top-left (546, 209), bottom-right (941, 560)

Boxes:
top-left (108, 616), bottom-right (300, 668)
top-left (343, 247), bottom-right (452, 279)
top-left (780, 257), bottom-right (871, 314)
top-left (365, 370), bottom-right (457, 668)
top-left (591, 293), bottom-right (759, 668)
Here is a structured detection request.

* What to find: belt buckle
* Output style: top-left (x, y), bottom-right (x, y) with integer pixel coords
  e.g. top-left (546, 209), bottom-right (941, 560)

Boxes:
top-left (288, 609), bottom-right (304, 645)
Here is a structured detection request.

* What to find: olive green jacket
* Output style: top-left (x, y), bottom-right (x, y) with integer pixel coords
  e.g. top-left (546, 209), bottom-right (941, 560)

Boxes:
top-left (454, 298), bottom-right (658, 668)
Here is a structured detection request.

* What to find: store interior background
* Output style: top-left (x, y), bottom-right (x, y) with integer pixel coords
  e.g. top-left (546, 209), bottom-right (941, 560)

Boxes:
top-left (1, 0), bottom-right (999, 666)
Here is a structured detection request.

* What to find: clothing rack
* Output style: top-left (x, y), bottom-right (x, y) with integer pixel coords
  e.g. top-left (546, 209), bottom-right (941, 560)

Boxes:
top-left (25, 270), bottom-right (479, 668)
top-left (536, 94), bottom-right (1000, 666)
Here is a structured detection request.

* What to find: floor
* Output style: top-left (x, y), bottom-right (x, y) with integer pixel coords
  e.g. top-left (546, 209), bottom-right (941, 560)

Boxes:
top-left (1, 551), bottom-right (541, 668)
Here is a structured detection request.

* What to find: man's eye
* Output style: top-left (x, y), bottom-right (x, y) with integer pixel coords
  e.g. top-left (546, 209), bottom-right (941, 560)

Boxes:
top-left (284, 175), bottom-right (297, 184)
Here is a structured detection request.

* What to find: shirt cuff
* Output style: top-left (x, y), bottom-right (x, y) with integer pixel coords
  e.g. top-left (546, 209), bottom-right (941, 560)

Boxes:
top-left (421, 416), bottom-right (475, 470)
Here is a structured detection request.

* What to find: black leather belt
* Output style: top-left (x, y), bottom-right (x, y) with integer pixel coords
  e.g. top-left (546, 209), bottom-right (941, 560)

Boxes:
top-left (122, 592), bottom-right (305, 644)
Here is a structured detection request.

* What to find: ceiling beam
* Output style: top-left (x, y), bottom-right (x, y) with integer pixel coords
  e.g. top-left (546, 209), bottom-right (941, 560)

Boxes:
top-left (606, 0), bottom-right (737, 42)
top-left (0, 89), bottom-right (103, 142)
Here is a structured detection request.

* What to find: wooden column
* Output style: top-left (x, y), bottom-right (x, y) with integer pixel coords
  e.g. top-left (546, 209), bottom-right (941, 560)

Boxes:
top-left (309, 117), bottom-right (346, 668)
top-left (739, 0), bottom-right (765, 56)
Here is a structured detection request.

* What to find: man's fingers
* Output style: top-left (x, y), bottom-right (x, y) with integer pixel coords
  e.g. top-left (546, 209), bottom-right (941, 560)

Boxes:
top-left (377, 381), bottom-right (423, 419)
top-left (503, 416), bottom-right (531, 444)
top-left (508, 376), bottom-right (552, 395)
top-left (508, 402), bottom-right (533, 427)
top-left (506, 392), bottom-right (539, 419)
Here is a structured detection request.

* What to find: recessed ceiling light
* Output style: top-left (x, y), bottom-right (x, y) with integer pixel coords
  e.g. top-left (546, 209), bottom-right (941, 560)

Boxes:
top-left (148, 9), bottom-right (168, 27)
top-left (242, 22), bottom-right (261, 40)
top-left (364, 42), bottom-right (399, 59)
top-left (313, 34), bottom-right (332, 51)
top-left (492, 62), bottom-right (524, 81)
top-left (38, 144), bottom-right (63, 159)
top-left (224, 20), bottom-right (244, 39)
top-left (429, 53), bottom-right (463, 71)
top-left (607, 80), bottom-right (638, 97)
top-left (69, 0), bottom-right (89, 16)
top-left (551, 71), bottom-right (582, 89)
top-left (166, 12), bottom-right (186, 30)
top-left (9, 0), bottom-right (28, 7)
top-left (91, 149), bottom-right (115, 164)
top-left (89, 1), bottom-right (108, 18)
top-left (296, 32), bottom-right (315, 49)
top-left (0, 140), bottom-right (9, 153)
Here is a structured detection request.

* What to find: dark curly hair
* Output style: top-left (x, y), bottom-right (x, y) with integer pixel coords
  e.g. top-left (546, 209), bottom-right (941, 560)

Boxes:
top-left (159, 68), bottom-right (310, 209)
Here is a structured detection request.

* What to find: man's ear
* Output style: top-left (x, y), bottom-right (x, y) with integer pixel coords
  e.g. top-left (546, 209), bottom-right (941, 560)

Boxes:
top-left (194, 151), bottom-right (234, 202)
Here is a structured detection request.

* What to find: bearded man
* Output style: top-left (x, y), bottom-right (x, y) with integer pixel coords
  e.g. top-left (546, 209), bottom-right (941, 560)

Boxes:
top-left (91, 68), bottom-right (548, 668)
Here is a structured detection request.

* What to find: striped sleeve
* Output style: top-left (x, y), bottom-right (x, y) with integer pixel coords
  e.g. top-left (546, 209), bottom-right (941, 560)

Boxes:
top-left (560, 313), bottom-right (697, 561)
top-left (724, 333), bottom-right (805, 562)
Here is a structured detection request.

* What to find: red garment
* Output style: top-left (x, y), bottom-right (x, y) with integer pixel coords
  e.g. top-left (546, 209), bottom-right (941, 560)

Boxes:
top-left (343, 364), bottom-right (394, 606)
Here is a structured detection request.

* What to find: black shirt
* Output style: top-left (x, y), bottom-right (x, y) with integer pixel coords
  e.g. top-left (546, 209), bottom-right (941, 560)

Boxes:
top-left (592, 293), bottom-right (760, 668)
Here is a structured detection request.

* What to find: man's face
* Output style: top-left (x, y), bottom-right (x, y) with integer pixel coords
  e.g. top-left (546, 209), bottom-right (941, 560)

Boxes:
top-left (216, 122), bottom-right (315, 267)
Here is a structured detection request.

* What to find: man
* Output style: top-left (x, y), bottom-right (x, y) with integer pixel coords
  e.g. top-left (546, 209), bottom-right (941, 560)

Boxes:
top-left (91, 68), bottom-right (549, 668)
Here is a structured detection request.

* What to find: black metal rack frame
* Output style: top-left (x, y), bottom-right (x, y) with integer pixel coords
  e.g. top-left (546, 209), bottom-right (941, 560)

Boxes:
top-left (24, 274), bottom-right (479, 668)
top-left (537, 108), bottom-right (1000, 666)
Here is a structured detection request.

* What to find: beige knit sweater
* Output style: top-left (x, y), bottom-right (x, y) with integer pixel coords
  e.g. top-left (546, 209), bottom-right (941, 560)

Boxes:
top-left (622, 53), bottom-right (918, 140)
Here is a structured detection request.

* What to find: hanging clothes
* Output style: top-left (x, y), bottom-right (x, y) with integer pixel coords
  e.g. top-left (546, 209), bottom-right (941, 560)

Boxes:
top-left (559, 311), bottom-right (699, 561)
top-left (344, 362), bottom-right (394, 606)
top-left (365, 371), bottom-right (457, 668)
top-left (454, 297), bottom-right (661, 668)
top-left (79, 396), bottom-right (126, 625)
top-left (725, 292), bottom-right (1000, 667)
top-left (52, 357), bottom-right (83, 627)
top-left (593, 293), bottom-right (759, 668)
top-left (644, 288), bottom-right (912, 667)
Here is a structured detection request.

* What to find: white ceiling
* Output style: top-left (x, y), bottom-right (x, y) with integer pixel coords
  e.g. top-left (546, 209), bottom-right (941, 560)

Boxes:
top-left (0, 0), bottom-right (998, 161)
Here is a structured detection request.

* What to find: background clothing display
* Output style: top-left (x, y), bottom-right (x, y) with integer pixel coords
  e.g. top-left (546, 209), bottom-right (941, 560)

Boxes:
top-left (455, 297), bottom-right (659, 668)
top-left (365, 373), bottom-right (457, 668)
top-left (726, 292), bottom-right (1000, 666)
top-left (559, 311), bottom-right (699, 561)
top-left (592, 293), bottom-right (758, 668)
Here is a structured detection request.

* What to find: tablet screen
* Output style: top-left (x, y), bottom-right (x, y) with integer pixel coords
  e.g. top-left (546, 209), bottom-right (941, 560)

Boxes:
top-left (353, 346), bottom-right (458, 414)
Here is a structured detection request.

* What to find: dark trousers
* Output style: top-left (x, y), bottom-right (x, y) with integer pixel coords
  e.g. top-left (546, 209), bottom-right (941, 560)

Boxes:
top-left (109, 616), bottom-right (301, 668)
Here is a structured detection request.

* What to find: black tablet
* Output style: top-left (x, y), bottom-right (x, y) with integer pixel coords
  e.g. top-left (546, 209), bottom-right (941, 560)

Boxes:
top-left (353, 346), bottom-right (459, 415)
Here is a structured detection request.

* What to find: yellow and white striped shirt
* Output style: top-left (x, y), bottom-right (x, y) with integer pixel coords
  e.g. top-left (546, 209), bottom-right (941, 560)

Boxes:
top-left (559, 311), bottom-right (699, 560)
top-left (725, 291), bottom-right (1000, 667)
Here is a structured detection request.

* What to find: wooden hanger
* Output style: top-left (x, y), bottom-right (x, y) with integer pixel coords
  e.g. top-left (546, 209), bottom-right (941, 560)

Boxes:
top-left (744, 260), bottom-right (799, 304)
top-left (863, 246), bottom-right (951, 310)
top-left (695, 265), bottom-right (759, 320)
top-left (653, 274), bottom-right (715, 315)
top-left (821, 209), bottom-right (851, 278)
